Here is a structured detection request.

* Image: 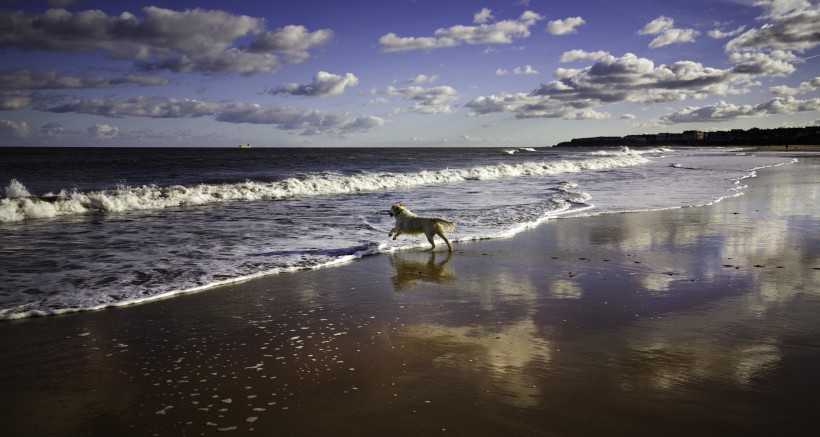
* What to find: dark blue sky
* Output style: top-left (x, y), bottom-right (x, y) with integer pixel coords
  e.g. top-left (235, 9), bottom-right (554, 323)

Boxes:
top-left (1, 0), bottom-right (818, 146)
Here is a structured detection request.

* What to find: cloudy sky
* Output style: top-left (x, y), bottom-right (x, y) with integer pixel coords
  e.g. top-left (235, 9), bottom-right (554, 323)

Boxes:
top-left (1, 0), bottom-right (818, 147)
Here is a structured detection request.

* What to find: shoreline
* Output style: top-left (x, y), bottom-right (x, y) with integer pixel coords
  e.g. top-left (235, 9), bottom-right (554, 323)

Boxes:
top-left (1, 155), bottom-right (818, 436)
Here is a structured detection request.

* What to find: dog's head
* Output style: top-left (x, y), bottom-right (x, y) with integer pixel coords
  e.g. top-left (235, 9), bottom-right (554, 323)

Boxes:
top-left (388, 203), bottom-right (406, 217)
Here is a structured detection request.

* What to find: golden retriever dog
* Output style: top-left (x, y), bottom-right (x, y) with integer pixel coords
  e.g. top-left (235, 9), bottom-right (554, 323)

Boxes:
top-left (388, 203), bottom-right (455, 251)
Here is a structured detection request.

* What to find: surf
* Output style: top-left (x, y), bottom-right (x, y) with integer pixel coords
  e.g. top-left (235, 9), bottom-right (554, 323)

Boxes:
top-left (1, 153), bottom-right (650, 222)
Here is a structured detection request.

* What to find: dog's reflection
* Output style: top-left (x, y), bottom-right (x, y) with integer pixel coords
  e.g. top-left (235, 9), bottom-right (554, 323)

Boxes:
top-left (390, 251), bottom-right (456, 291)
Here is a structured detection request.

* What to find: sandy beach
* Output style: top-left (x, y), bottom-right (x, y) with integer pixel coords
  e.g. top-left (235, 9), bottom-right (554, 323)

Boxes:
top-left (1, 154), bottom-right (818, 436)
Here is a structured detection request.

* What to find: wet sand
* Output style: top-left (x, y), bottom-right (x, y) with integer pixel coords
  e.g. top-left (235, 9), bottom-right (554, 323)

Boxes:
top-left (1, 155), bottom-right (818, 436)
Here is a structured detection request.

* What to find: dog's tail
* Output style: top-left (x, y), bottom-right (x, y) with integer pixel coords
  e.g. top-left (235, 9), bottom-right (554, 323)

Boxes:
top-left (434, 218), bottom-right (456, 231)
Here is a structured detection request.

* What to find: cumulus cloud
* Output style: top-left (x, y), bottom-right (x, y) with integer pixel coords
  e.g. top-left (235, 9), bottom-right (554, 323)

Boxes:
top-left (727, 51), bottom-right (796, 75)
top-left (660, 96), bottom-right (820, 123)
top-left (269, 71), bottom-right (359, 97)
top-left (0, 7), bottom-right (333, 75)
top-left (386, 85), bottom-right (460, 114)
top-left (474, 8), bottom-right (493, 24)
top-left (379, 10), bottom-right (543, 52)
top-left (639, 16), bottom-right (699, 48)
top-left (0, 68), bottom-right (168, 90)
top-left (770, 77), bottom-right (820, 95)
top-left (725, 0), bottom-right (820, 52)
top-left (559, 49), bottom-right (611, 63)
top-left (465, 92), bottom-right (610, 120)
top-left (38, 96), bottom-right (384, 136)
top-left (87, 123), bottom-right (119, 139)
top-left (546, 17), bottom-right (586, 35)
top-left (467, 50), bottom-right (801, 119)
top-left (0, 119), bottom-right (29, 138)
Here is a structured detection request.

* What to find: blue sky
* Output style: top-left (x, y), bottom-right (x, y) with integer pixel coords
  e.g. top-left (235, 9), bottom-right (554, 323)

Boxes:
top-left (0, 0), bottom-right (818, 147)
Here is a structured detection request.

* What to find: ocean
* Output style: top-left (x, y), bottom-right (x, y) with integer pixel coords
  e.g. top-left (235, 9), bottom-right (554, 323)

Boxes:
top-left (0, 146), bottom-right (795, 320)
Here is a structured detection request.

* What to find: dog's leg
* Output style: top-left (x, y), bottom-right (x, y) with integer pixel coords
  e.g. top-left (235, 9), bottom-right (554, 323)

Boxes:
top-left (437, 230), bottom-right (453, 252)
top-left (392, 230), bottom-right (402, 240)
top-left (388, 226), bottom-right (397, 238)
top-left (425, 233), bottom-right (436, 251)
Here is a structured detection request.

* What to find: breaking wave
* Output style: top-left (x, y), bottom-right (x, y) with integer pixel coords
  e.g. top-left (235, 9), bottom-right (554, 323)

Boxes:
top-left (1, 153), bottom-right (649, 222)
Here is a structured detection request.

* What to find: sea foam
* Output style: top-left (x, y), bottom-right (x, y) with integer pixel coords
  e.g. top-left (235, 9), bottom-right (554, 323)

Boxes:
top-left (0, 153), bottom-right (649, 222)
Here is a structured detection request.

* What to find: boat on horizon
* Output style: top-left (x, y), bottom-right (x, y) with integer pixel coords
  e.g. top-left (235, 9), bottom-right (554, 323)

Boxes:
top-left (239, 144), bottom-right (251, 148)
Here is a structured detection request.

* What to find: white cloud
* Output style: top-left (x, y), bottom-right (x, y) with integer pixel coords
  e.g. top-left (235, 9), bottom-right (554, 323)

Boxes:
top-left (379, 11), bottom-right (543, 52)
top-left (659, 96), bottom-right (820, 123)
top-left (514, 65), bottom-right (539, 75)
top-left (639, 16), bottom-right (675, 35)
top-left (474, 8), bottom-right (493, 24)
top-left (708, 26), bottom-right (746, 39)
top-left (725, 0), bottom-right (820, 52)
top-left (620, 113), bottom-right (637, 119)
top-left (270, 71), bottom-right (359, 97)
top-left (728, 51), bottom-right (796, 76)
top-left (770, 77), bottom-right (820, 95)
top-left (0, 119), bottom-right (29, 138)
top-left (639, 16), bottom-right (699, 48)
top-left (405, 74), bottom-right (439, 84)
top-left (559, 49), bottom-right (611, 62)
top-left (498, 65), bottom-right (539, 75)
top-left (467, 50), bottom-right (803, 119)
top-left (546, 17), bottom-right (586, 35)
top-left (386, 85), bottom-right (460, 114)
top-left (0, 7), bottom-right (333, 75)
top-left (465, 92), bottom-right (610, 120)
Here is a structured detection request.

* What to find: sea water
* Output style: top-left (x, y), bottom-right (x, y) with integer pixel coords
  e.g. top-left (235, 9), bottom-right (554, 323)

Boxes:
top-left (0, 146), bottom-right (794, 319)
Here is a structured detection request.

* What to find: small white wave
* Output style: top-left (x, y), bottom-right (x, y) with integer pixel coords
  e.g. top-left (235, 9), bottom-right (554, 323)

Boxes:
top-left (4, 179), bottom-right (30, 198)
top-left (502, 147), bottom-right (537, 155)
top-left (1, 153), bottom-right (649, 223)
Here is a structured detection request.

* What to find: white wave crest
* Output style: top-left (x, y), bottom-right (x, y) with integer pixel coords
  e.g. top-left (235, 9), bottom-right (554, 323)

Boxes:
top-left (0, 153), bottom-right (649, 222)
top-left (586, 146), bottom-right (675, 157)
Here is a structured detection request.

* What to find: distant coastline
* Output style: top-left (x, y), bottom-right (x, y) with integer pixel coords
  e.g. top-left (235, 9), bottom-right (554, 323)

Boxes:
top-left (554, 126), bottom-right (820, 148)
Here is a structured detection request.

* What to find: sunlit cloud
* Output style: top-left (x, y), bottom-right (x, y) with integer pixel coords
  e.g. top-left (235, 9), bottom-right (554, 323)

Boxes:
top-left (639, 16), bottom-right (700, 48)
top-left (269, 71), bottom-right (359, 97)
top-left (546, 16), bottom-right (586, 35)
top-left (659, 96), bottom-right (820, 123)
top-left (379, 10), bottom-right (543, 52)
top-left (0, 7), bottom-right (333, 75)
top-left (386, 85), bottom-right (460, 114)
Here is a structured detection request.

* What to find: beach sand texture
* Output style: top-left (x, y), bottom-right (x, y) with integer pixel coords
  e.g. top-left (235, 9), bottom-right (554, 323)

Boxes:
top-left (0, 157), bottom-right (818, 436)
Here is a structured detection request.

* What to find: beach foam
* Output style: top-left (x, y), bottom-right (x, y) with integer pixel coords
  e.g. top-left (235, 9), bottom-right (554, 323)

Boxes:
top-left (0, 153), bottom-right (648, 223)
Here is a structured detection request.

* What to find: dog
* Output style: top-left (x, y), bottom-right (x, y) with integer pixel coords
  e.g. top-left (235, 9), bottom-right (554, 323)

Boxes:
top-left (388, 203), bottom-right (455, 251)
